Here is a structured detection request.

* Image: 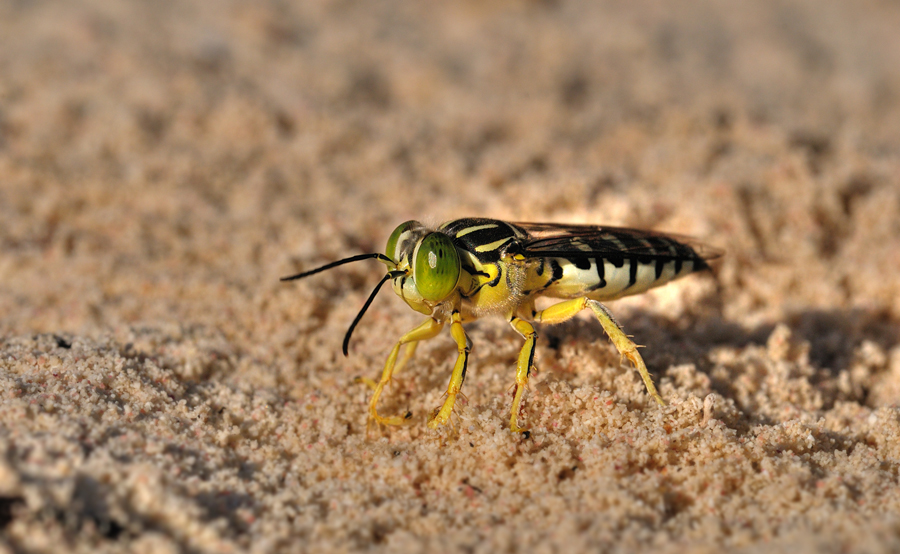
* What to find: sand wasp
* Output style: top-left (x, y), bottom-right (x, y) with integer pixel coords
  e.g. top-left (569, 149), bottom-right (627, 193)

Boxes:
top-left (282, 218), bottom-right (720, 432)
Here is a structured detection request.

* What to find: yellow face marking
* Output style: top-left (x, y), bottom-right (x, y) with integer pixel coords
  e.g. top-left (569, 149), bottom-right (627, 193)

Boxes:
top-left (454, 223), bottom-right (498, 238)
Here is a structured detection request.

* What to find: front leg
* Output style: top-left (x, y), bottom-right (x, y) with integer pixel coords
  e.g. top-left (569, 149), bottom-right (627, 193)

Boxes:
top-left (370, 316), bottom-right (443, 428)
top-left (427, 310), bottom-right (470, 429)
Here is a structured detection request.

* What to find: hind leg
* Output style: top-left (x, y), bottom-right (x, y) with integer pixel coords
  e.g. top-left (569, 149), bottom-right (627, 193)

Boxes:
top-left (534, 297), bottom-right (665, 406)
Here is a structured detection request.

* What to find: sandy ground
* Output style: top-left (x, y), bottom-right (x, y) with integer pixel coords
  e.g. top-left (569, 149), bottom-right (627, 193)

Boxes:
top-left (2, 0), bottom-right (900, 552)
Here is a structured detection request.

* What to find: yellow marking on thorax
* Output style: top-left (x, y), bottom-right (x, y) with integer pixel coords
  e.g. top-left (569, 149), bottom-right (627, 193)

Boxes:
top-left (455, 223), bottom-right (498, 238)
top-left (475, 236), bottom-right (513, 252)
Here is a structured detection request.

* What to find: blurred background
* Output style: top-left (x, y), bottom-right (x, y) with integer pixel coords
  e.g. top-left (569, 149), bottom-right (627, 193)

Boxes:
top-left (3, 0), bottom-right (899, 379)
top-left (2, 1), bottom-right (900, 551)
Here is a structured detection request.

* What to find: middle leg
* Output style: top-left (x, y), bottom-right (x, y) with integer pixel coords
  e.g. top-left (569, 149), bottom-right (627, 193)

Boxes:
top-left (508, 315), bottom-right (537, 433)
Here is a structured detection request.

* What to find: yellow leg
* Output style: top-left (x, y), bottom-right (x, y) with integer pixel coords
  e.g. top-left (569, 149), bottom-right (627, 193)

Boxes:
top-left (427, 311), bottom-right (470, 429)
top-left (370, 317), bottom-right (443, 427)
top-left (357, 341), bottom-right (417, 391)
top-left (394, 341), bottom-right (419, 375)
top-left (534, 298), bottom-right (666, 406)
top-left (508, 316), bottom-right (537, 433)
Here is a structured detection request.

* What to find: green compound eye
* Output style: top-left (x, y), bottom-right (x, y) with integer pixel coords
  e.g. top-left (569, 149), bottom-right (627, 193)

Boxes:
top-left (413, 233), bottom-right (461, 303)
top-left (385, 220), bottom-right (421, 263)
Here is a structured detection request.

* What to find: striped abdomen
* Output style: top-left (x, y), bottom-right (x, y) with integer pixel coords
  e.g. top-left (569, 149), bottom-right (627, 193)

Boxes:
top-left (531, 252), bottom-right (708, 301)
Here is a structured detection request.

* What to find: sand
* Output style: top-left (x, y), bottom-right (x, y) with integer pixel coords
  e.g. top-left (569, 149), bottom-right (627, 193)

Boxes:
top-left (2, 0), bottom-right (900, 552)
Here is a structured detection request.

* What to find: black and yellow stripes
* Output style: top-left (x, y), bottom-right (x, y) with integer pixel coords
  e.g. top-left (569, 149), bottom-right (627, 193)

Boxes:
top-left (531, 253), bottom-right (702, 301)
top-left (439, 218), bottom-right (524, 263)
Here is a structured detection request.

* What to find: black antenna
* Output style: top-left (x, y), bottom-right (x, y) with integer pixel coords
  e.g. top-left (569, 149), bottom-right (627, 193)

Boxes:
top-left (280, 253), bottom-right (394, 281)
top-left (342, 270), bottom-right (405, 356)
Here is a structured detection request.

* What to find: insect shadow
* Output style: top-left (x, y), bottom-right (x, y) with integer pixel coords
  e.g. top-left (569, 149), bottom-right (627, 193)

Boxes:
top-left (537, 299), bottom-right (899, 411)
top-left (650, 305), bottom-right (896, 410)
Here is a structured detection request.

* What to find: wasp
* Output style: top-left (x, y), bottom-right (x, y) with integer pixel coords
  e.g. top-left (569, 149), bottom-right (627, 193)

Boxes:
top-left (282, 218), bottom-right (720, 433)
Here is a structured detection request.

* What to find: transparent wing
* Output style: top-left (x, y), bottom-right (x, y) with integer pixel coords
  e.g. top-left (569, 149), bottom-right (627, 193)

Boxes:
top-left (513, 222), bottom-right (723, 261)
